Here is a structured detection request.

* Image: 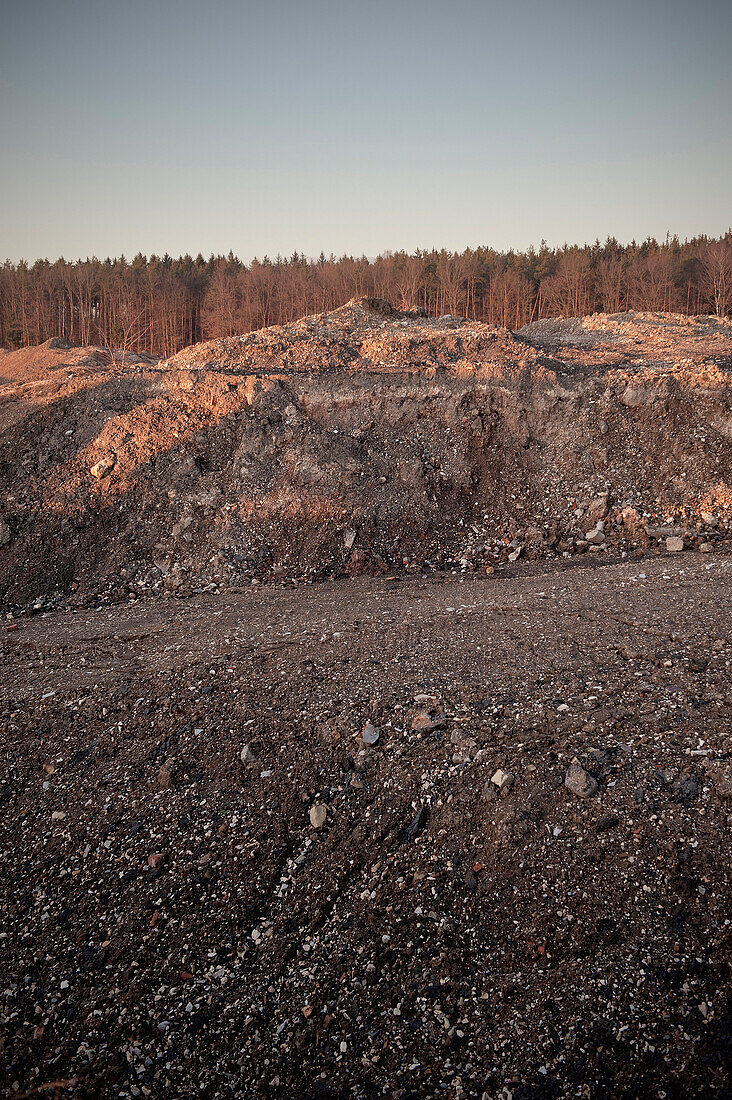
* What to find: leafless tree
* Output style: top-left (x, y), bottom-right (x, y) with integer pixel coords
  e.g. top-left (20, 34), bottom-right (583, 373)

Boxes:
top-left (700, 240), bottom-right (732, 318)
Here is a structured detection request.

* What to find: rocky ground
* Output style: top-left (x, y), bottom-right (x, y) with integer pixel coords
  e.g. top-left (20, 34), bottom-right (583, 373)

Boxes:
top-left (1, 554), bottom-right (731, 1099)
top-left (0, 302), bottom-right (730, 608)
top-left (1, 304), bottom-right (731, 1098)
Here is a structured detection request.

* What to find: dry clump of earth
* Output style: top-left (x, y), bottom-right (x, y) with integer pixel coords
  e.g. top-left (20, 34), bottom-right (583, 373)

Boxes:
top-left (0, 302), bottom-right (731, 1098)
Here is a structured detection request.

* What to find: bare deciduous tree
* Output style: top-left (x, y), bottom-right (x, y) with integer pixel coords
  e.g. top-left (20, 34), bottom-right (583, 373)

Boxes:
top-left (700, 240), bottom-right (732, 319)
top-left (1, 233), bottom-right (730, 356)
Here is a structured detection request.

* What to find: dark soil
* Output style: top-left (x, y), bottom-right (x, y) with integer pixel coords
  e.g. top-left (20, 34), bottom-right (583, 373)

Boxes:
top-left (1, 553), bottom-right (731, 1099)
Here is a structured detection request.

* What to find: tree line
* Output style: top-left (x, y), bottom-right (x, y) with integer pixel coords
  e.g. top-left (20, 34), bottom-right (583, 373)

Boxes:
top-left (1, 233), bottom-right (730, 358)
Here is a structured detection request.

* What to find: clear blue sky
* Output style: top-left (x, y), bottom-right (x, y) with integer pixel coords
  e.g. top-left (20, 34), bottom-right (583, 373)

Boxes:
top-left (1, 0), bottom-right (730, 262)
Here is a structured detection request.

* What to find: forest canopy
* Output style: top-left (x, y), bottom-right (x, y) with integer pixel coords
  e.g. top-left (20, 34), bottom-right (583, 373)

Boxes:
top-left (1, 233), bottom-right (730, 358)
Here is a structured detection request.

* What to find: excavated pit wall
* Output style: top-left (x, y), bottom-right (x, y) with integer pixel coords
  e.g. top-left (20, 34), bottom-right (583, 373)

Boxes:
top-left (0, 354), bottom-right (729, 607)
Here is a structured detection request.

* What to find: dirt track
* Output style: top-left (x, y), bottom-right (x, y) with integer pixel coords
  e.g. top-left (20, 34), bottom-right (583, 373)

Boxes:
top-left (2, 553), bottom-right (731, 1098)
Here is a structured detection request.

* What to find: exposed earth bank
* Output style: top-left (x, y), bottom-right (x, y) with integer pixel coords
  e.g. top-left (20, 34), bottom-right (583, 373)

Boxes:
top-left (0, 302), bottom-right (730, 609)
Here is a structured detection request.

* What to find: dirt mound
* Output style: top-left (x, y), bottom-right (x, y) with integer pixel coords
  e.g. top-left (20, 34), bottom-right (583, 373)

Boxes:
top-left (0, 303), bottom-right (730, 609)
top-left (165, 297), bottom-right (545, 379)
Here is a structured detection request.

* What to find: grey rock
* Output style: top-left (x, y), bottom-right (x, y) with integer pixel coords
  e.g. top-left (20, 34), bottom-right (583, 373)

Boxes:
top-left (361, 720), bottom-right (380, 745)
top-left (240, 743), bottom-right (257, 764)
top-left (706, 763), bottom-right (732, 799)
top-left (586, 492), bottom-right (609, 525)
top-left (645, 524), bottom-right (682, 538)
top-left (622, 385), bottom-right (654, 408)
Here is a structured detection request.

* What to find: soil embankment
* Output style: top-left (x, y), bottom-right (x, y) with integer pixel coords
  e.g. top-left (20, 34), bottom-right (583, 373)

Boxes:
top-left (0, 301), bottom-right (730, 608)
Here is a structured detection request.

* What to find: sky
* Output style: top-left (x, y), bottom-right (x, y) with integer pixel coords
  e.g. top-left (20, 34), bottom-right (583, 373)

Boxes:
top-left (1, 0), bottom-right (730, 262)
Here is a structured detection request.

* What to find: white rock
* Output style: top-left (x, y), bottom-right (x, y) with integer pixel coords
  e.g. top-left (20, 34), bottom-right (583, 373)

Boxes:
top-left (309, 804), bottom-right (327, 829)
top-left (491, 769), bottom-right (514, 792)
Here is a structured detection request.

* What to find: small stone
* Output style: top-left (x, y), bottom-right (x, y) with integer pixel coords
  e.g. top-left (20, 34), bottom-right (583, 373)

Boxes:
top-left (401, 804), bottom-right (429, 841)
top-left (666, 536), bottom-right (684, 552)
top-left (586, 524), bottom-right (605, 546)
top-left (147, 852), bottom-right (165, 869)
top-left (491, 769), bottom-right (515, 793)
top-left (240, 743), bottom-right (256, 764)
top-left (90, 455), bottom-right (115, 479)
top-left (622, 384), bottom-right (652, 408)
top-left (411, 709), bottom-right (443, 732)
top-left (361, 720), bottom-right (380, 745)
top-left (343, 527), bottom-right (356, 550)
top-left (157, 760), bottom-right (175, 789)
top-left (707, 764), bottom-right (732, 799)
top-left (699, 542), bottom-right (713, 553)
top-left (565, 763), bottom-right (598, 798)
top-left (51, 810), bottom-right (67, 821)
top-left (309, 804), bottom-right (327, 829)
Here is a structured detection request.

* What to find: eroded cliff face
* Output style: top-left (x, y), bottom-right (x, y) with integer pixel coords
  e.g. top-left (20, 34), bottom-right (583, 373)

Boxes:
top-left (0, 300), bottom-right (730, 606)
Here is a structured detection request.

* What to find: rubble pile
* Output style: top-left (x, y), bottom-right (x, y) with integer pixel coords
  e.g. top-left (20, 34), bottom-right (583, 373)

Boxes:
top-left (0, 301), bottom-right (730, 610)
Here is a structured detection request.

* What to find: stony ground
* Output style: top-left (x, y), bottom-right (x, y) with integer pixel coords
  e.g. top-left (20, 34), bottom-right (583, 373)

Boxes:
top-left (1, 552), bottom-right (731, 1099)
